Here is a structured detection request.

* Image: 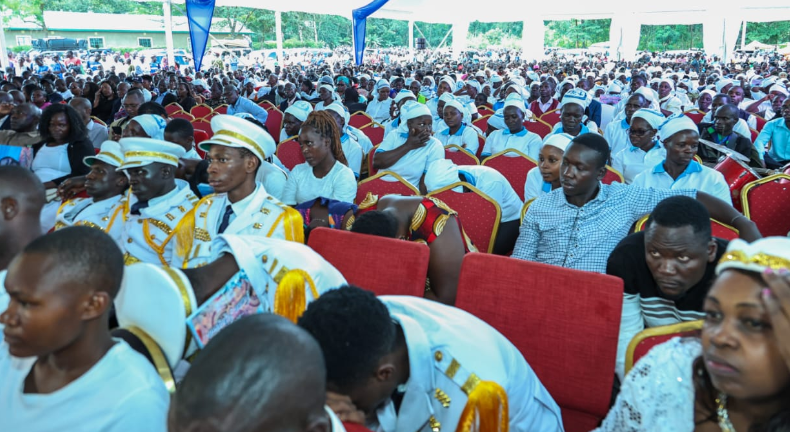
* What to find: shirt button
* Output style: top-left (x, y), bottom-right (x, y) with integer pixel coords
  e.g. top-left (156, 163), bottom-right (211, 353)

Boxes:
top-left (434, 351), bottom-right (443, 362)
top-left (127, 238), bottom-right (133, 244)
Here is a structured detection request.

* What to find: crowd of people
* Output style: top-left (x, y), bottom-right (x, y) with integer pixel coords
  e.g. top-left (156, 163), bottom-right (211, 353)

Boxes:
top-left (1, 41), bottom-right (790, 432)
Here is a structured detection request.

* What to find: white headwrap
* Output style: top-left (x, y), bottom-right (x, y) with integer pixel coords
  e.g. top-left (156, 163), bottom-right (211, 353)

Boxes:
top-left (542, 133), bottom-right (573, 153)
top-left (323, 102), bottom-right (350, 131)
top-left (659, 113), bottom-right (698, 142)
top-left (634, 86), bottom-right (655, 102)
top-left (397, 101), bottom-right (432, 134)
top-left (130, 114), bottom-right (167, 140)
top-left (438, 92), bottom-right (455, 103)
top-left (375, 79), bottom-right (390, 91)
top-left (394, 89), bottom-right (416, 104)
top-left (319, 83), bottom-right (334, 94)
top-left (769, 84), bottom-right (789, 97)
top-left (141, 88), bottom-right (152, 103)
top-left (424, 159), bottom-right (460, 193)
top-left (491, 75), bottom-right (503, 84)
top-left (443, 98), bottom-right (468, 119)
top-left (715, 79), bottom-right (734, 93)
top-left (631, 108), bottom-right (665, 130)
top-left (503, 93), bottom-right (527, 115)
top-left (561, 88), bottom-right (590, 109)
top-left (439, 76), bottom-right (455, 91)
top-left (488, 109), bottom-right (506, 130)
top-left (607, 82), bottom-right (622, 94)
top-left (659, 78), bottom-right (675, 90)
top-left (466, 80), bottom-right (481, 92)
top-left (284, 100), bottom-right (313, 122)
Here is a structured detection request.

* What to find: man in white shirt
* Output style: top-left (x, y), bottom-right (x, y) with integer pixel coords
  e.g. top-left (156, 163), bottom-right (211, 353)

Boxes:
top-left (632, 114), bottom-right (732, 204)
top-left (169, 313), bottom-right (338, 432)
top-left (0, 227), bottom-right (169, 432)
top-left (183, 114), bottom-right (303, 268)
top-left (69, 97), bottom-right (108, 148)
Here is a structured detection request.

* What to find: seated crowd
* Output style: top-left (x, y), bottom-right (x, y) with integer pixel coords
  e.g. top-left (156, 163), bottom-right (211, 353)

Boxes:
top-left (1, 49), bottom-right (790, 432)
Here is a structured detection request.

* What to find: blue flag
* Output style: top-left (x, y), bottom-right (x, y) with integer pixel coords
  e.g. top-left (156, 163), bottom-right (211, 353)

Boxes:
top-left (186, 0), bottom-right (215, 71)
top-left (352, 0), bottom-right (390, 66)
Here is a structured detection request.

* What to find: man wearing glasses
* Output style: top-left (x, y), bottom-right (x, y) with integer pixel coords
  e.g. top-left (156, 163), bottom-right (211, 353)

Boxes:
top-left (108, 88), bottom-right (144, 141)
top-left (754, 98), bottom-right (790, 169)
top-left (0, 92), bottom-right (15, 130)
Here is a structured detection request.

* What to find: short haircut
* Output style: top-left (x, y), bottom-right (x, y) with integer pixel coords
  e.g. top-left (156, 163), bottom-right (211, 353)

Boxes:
top-left (39, 104), bottom-right (87, 144)
top-left (22, 226), bottom-right (124, 298)
top-left (297, 286), bottom-right (396, 392)
top-left (570, 133), bottom-right (610, 169)
top-left (172, 314), bottom-right (326, 432)
top-left (125, 88), bottom-right (144, 101)
top-left (716, 104), bottom-right (739, 118)
top-left (350, 210), bottom-right (399, 239)
top-left (0, 165), bottom-right (46, 213)
top-left (69, 96), bottom-right (91, 113)
top-left (138, 101), bottom-right (168, 118)
top-left (646, 196), bottom-right (712, 242)
top-left (164, 118), bottom-right (194, 140)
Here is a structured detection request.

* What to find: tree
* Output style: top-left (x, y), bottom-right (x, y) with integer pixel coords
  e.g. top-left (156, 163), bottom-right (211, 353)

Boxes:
top-left (2, 0), bottom-right (46, 31)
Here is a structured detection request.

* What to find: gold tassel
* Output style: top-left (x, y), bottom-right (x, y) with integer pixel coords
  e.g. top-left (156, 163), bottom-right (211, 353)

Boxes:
top-left (358, 191), bottom-right (379, 210)
top-left (455, 381), bottom-right (509, 432)
top-left (268, 205), bottom-right (305, 244)
top-left (174, 207), bottom-right (196, 266)
top-left (273, 269), bottom-right (319, 323)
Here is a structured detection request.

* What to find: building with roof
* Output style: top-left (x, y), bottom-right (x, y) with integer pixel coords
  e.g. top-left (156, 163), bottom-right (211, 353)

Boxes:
top-left (5, 11), bottom-right (253, 51)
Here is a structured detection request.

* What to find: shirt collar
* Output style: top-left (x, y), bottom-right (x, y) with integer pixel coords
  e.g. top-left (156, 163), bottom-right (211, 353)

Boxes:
top-left (440, 123), bottom-right (467, 136)
top-left (228, 183), bottom-right (260, 216)
top-left (458, 169), bottom-right (475, 186)
top-left (653, 160), bottom-right (702, 175)
top-left (629, 140), bottom-right (660, 152)
top-left (621, 117), bottom-right (629, 129)
top-left (503, 126), bottom-right (527, 136)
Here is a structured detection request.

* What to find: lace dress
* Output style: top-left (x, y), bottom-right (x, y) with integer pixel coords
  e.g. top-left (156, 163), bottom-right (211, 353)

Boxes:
top-left (594, 337), bottom-right (701, 432)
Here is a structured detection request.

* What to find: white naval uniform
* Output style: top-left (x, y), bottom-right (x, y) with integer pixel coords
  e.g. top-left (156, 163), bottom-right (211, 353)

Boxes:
top-left (120, 179), bottom-right (199, 266)
top-left (54, 193), bottom-right (127, 245)
top-left (182, 184), bottom-right (303, 268)
top-left (372, 296), bottom-right (564, 432)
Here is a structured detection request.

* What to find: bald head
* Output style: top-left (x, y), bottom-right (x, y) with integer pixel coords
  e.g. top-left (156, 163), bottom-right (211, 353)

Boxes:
top-left (69, 97), bottom-right (92, 124)
top-left (169, 314), bottom-right (329, 432)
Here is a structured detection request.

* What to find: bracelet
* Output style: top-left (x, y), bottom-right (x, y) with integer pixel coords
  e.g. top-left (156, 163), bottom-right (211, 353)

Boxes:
top-left (730, 215), bottom-right (746, 225)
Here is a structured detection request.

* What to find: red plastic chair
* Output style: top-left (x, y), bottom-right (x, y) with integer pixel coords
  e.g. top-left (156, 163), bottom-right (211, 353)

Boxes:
top-left (444, 145), bottom-right (479, 166)
top-left (455, 254), bottom-right (624, 432)
top-left (477, 106), bottom-right (495, 117)
top-left (603, 165), bottom-right (624, 185)
top-left (266, 108), bottom-right (284, 144)
top-left (634, 215), bottom-right (740, 241)
top-left (171, 111), bottom-right (195, 122)
top-left (741, 174), bottom-right (790, 237)
top-left (540, 108), bottom-right (561, 126)
top-left (481, 149), bottom-right (538, 201)
top-left (189, 104), bottom-right (212, 120)
top-left (749, 127), bottom-right (759, 143)
top-left (625, 320), bottom-right (703, 376)
top-left (753, 114), bottom-right (767, 132)
top-left (524, 119), bottom-right (553, 138)
top-left (355, 171), bottom-right (419, 205)
top-left (213, 104), bottom-right (228, 115)
top-left (472, 114), bottom-right (490, 132)
top-left (428, 182), bottom-right (501, 253)
top-left (683, 110), bottom-right (706, 125)
top-left (191, 119), bottom-right (214, 139)
top-left (359, 123), bottom-right (385, 146)
top-left (307, 228), bottom-right (430, 297)
top-left (193, 129), bottom-right (209, 145)
top-left (164, 103), bottom-right (183, 116)
top-left (349, 112), bottom-right (374, 129)
top-left (275, 137), bottom-right (305, 170)
top-left (475, 134), bottom-right (486, 160)
top-left (258, 100), bottom-right (275, 111)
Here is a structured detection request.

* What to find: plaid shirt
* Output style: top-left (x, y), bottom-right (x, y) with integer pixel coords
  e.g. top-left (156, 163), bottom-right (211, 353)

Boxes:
top-left (512, 183), bottom-right (696, 273)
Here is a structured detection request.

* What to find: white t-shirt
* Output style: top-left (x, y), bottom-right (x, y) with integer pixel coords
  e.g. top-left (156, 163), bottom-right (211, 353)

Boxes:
top-left (0, 340), bottom-right (169, 432)
top-left (375, 134), bottom-right (445, 188)
top-left (281, 161), bottom-right (357, 205)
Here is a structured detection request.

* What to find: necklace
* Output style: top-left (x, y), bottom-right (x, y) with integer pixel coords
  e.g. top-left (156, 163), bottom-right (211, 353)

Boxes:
top-left (716, 392), bottom-right (736, 432)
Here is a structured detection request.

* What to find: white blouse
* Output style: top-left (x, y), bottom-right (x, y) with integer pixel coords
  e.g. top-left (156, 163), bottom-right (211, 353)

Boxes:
top-left (281, 160), bottom-right (357, 205)
top-left (32, 143), bottom-right (70, 183)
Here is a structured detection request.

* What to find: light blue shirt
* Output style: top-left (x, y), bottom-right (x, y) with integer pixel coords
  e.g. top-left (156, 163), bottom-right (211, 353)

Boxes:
top-left (631, 160), bottom-right (732, 205)
top-left (436, 124), bottom-right (480, 155)
top-left (513, 182), bottom-right (696, 273)
top-left (604, 118), bottom-right (631, 157)
top-left (457, 165), bottom-right (523, 222)
top-left (754, 117), bottom-right (790, 162)
top-left (611, 141), bottom-right (667, 184)
top-left (227, 96), bottom-right (269, 125)
top-left (481, 127), bottom-right (542, 160)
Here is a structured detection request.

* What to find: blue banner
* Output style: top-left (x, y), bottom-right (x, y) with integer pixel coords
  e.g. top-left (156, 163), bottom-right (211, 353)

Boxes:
top-left (351, 0), bottom-right (390, 65)
top-left (186, 0), bottom-right (215, 71)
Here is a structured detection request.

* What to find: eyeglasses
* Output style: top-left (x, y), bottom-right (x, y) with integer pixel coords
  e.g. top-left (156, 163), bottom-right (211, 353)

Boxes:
top-left (627, 128), bottom-right (653, 137)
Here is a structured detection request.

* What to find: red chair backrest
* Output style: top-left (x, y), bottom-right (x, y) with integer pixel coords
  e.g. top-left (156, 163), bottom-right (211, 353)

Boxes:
top-left (165, 103), bottom-right (183, 115)
top-left (171, 111), bottom-right (195, 122)
top-left (475, 134), bottom-right (486, 160)
top-left (342, 423), bottom-right (375, 432)
top-left (191, 120), bottom-right (214, 139)
top-left (258, 100), bottom-right (275, 111)
top-left (477, 106), bottom-right (495, 117)
top-left (190, 104), bottom-right (212, 120)
top-left (638, 215), bottom-right (740, 241)
top-left (753, 114), bottom-right (767, 132)
top-left (266, 108), bottom-right (284, 144)
top-left (455, 254), bottom-right (623, 432)
top-left (355, 172), bottom-right (419, 205)
top-left (275, 138), bottom-right (305, 170)
top-left (349, 113), bottom-right (373, 129)
top-left (741, 174), bottom-right (790, 237)
top-left (631, 329), bottom-right (701, 370)
top-left (213, 105), bottom-right (228, 115)
top-left (749, 127), bottom-right (759, 143)
top-left (307, 228), bottom-right (429, 297)
top-left (472, 114), bottom-right (490, 132)
top-left (360, 124), bottom-right (385, 146)
top-left (602, 166), bottom-right (624, 185)
top-left (367, 144), bottom-right (379, 177)
top-left (193, 129), bottom-right (209, 145)
top-left (428, 183), bottom-right (501, 253)
top-left (524, 119), bottom-right (552, 138)
top-left (540, 109), bottom-right (561, 126)
top-left (684, 110), bottom-right (706, 125)
top-left (444, 145), bottom-right (479, 166)
top-left (481, 151), bottom-right (538, 201)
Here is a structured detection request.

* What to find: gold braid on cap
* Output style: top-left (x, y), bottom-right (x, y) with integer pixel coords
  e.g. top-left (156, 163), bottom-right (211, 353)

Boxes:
top-left (719, 251), bottom-right (790, 270)
top-left (214, 129), bottom-right (267, 160)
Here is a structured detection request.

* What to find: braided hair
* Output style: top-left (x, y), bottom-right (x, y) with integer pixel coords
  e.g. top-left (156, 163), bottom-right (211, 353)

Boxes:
top-left (301, 110), bottom-right (348, 166)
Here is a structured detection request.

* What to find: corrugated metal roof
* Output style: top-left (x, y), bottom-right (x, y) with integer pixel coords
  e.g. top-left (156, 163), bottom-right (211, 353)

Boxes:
top-left (6, 11), bottom-right (253, 34)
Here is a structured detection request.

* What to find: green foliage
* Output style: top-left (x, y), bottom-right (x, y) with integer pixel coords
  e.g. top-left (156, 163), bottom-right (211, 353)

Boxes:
top-left (743, 21), bottom-right (790, 45)
top-left (11, 45), bottom-right (32, 53)
top-left (638, 24), bottom-right (703, 51)
top-left (544, 19), bottom-right (611, 48)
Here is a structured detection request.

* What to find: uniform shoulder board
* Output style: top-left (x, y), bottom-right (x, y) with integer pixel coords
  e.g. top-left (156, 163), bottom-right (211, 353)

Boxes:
top-left (432, 348), bottom-right (482, 397)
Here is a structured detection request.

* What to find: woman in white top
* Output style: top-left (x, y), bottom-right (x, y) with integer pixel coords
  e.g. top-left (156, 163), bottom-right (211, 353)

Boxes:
top-left (482, 93), bottom-right (542, 160)
top-left (436, 98), bottom-right (480, 154)
top-left (523, 133), bottom-right (573, 202)
top-left (365, 79), bottom-right (392, 124)
top-left (281, 110), bottom-right (356, 206)
top-left (611, 108), bottom-right (667, 184)
top-left (596, 237), bottom-right (790, 432)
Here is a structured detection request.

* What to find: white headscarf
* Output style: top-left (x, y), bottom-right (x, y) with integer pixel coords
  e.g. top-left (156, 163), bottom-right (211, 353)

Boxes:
top-left (631, 108), bottom-right (665, 130)
top-left (659, 113), bottom-right (698, 142)
top-left (130, 114), bottom-right (167, 140)
top-left (397, 101), bottom-right (432, 134)
top-left (284, 100), bottom-right (313, 122)
top-left (542, 133), bottom-right (573, 152)
top-left (424, 159), bottom-right (460, 192)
